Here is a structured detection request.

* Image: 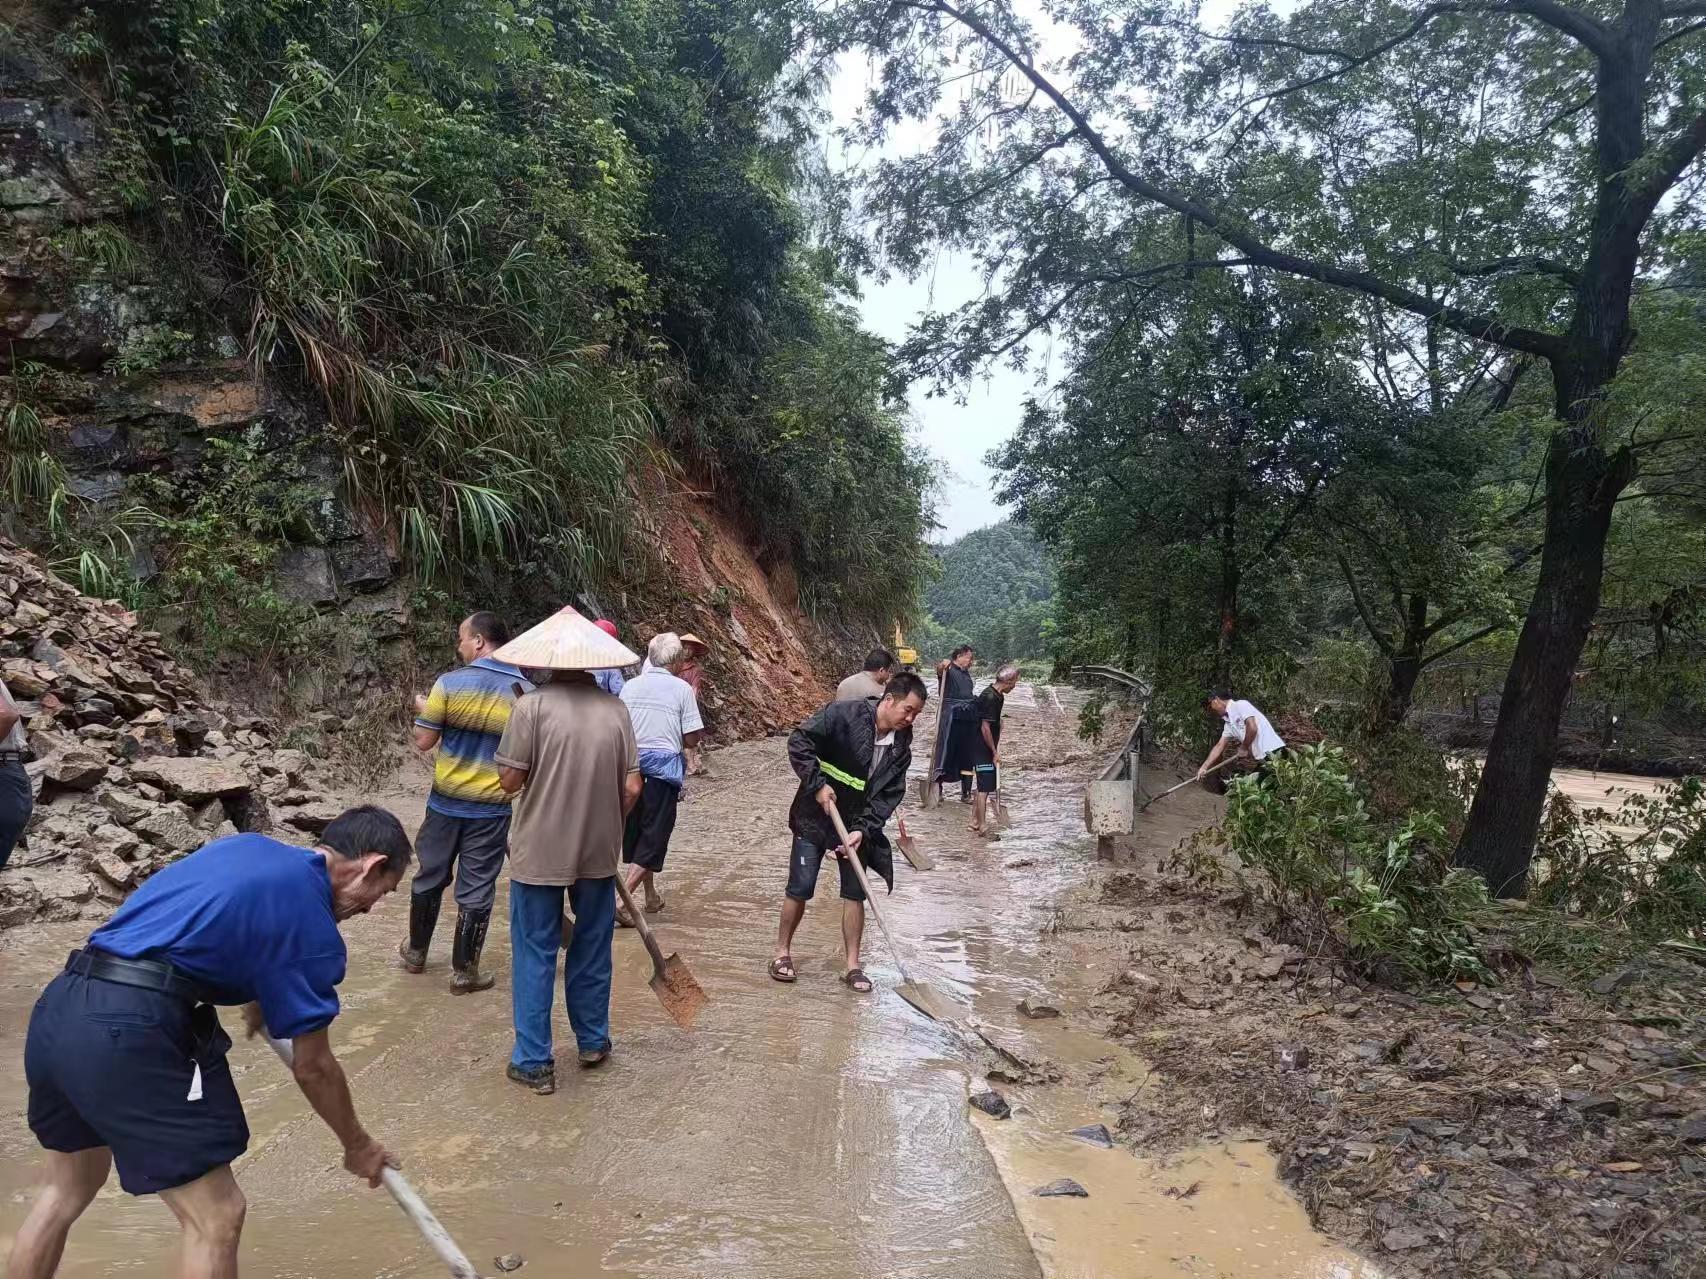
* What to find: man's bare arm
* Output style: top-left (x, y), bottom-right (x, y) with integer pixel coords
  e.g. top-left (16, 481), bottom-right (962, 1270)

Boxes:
top-left (289, 1028), bottom-right (395, 1187)
top-left (498, 765), bottom-right (528, 794)
top-left (622, 767), bottom-right (642, 816)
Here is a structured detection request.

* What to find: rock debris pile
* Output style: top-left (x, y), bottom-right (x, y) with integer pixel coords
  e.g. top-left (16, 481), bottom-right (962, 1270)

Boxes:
top-left (1, 539), bottom-right (338, 927)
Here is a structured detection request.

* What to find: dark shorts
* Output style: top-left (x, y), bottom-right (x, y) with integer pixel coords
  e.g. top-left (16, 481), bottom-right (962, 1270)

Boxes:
top-left (623, 776), bottom-right (681, 873)
top-left (974, 763), bottom-right (998, 794)
top-left (784, 836), bottom-right (865, 903)
top-left (413, 808), bottom-right (510, 911)
top-left (25, 969), bottom-right (249, 1195)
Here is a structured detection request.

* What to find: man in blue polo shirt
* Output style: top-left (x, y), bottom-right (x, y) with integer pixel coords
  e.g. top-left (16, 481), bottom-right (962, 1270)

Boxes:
top-left (406, 610), bottom-right (533, 994)
top-left (12, 807), bottom-right (411, 1279)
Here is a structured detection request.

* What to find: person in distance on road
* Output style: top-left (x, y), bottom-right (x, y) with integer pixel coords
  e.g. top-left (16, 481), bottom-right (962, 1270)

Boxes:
top-left (969, 664), bottom-right (1021, 837)
top-left (933, 644), bottom-right (978, 803)
top-left (769, 671), bottom-right (927, 993)
top-left (13, 808), bottom-right (411, 1279)
top-left (1196, 691), bottom-right (1288, 785)
top-left (835, 648), bottom-right (897, 704)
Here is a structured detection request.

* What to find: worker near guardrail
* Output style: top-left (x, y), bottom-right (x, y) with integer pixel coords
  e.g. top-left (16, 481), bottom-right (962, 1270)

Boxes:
top-left (933, 645), bottom-right (978, 802)
top-left (970, 665), bottom-right (1020, 836)
top-left (14, 808), bottom-right (411, 1279)
top-left (1196, 691), bottom-right (1287, 784)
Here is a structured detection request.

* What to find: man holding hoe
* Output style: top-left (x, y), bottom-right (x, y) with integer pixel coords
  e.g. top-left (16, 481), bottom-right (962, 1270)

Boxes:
top-left (969, 664), bottom-right (1021, 837)
top-left (1196, 690), bottom-right (1287, 784)
top-left (12, 807), bottom-right (412, 1279)
top-left (769, 671), bottom-right (928, 993)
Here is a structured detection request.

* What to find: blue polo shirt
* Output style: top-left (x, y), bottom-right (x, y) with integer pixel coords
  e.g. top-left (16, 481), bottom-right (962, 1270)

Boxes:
top-left (88, 834), bottom-right (346, 1040)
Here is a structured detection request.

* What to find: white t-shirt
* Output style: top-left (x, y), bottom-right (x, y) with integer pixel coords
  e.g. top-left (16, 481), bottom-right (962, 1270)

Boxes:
top-left (0, 680), bottom-right (25, 751)
top-left (1221, 699), bottom-right (1286, 760)
top-left (619, 668), bottom-right (704, 753)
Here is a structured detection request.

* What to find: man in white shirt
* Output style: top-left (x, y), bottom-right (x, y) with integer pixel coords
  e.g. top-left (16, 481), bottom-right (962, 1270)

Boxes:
top-left (1196, 692), bottom-right (1287, 783)
top-left (617, 633), bottom-right (705, 919)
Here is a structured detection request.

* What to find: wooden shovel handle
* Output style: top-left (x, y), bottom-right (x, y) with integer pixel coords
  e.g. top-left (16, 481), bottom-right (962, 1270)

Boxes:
top-left (612, 872), bottom-right (670, 976)
top-left (264, 1037), bottom-right (479, 1279)
top-left (824, 802), bottom-right (913, 987)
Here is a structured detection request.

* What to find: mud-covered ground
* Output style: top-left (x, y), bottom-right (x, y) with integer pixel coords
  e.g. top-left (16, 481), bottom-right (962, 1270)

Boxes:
top-left (1086, 767), bottom-right (1706, 1279)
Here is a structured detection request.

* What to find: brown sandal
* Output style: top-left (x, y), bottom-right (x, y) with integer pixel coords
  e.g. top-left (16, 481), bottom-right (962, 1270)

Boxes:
top-left (768, 956), bottom-right (797, 983)
top-left (843, 968), bottom-right (873, 993)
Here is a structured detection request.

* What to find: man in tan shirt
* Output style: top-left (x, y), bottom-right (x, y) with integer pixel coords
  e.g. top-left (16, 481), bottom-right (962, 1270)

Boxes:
top-left (496, 668), bottom-right (640, 1094)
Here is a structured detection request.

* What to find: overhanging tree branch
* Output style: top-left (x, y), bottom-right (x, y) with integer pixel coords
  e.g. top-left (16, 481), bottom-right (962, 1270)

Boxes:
top-left (1337, 551), bottom-right (1397, 655)
top-left (1450, 255), bottom-right (1582, 286)
top-left (905, 0), bottom-right (1569, 360)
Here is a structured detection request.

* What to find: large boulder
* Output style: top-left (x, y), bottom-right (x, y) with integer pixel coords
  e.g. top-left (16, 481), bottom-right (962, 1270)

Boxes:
top-left (130, 756), bottom-right (251, 803)
top-left (41, 747), bottom-right (107, 791)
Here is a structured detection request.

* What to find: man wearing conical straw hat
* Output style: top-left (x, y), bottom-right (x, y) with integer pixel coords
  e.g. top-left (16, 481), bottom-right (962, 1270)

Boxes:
top-left (491, 607), bottom-right (642, 1096)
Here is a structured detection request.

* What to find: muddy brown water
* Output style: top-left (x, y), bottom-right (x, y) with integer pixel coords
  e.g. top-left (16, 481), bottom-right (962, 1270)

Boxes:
top-left (1, 689), bottom-right (1376, 1277)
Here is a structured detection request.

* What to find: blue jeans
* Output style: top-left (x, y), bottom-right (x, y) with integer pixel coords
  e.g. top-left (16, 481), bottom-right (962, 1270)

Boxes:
top-left (509, 877), bottom-right (616, 1069)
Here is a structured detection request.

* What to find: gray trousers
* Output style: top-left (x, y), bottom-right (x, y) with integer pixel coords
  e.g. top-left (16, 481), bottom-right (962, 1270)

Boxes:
top-left (412, 809), bottom-right (509, 912)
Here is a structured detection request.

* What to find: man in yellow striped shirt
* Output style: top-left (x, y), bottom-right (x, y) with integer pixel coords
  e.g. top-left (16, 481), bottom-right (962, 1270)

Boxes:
top-left (403, 612), bottom-right (533, 993)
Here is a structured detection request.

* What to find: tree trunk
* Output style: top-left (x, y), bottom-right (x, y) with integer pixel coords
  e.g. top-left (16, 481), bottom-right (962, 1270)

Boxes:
top-left (1215, 481), bottom-right (1238, 684)
top-left (1453, 419), bottom-right (1632, 896)
top-left (1380, 654), bottom-right (1421, 730)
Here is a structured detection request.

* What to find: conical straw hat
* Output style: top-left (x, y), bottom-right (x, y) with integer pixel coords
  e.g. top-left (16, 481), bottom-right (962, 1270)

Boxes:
top-left (491, 605), bottom-right (640, 671)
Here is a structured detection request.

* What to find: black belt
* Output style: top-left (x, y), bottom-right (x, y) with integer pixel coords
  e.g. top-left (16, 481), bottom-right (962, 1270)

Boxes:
top-left (65, 948), bottom-right (213, 1005)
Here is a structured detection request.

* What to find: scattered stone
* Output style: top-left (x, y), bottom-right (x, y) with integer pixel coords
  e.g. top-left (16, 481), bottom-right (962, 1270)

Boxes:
top-left (89, 850), bottom-right (135, 889)
top-left (1569, 1094), bottom-right (1621, 1118)
top-left (1067, 1124), bottom-right (1113, 1148)
top-left (1278, 1045), bottom-right (1311, 1070)
top-left (1017, 998), bottom-right (1061, 1019)
top-left (969, 1089), bottom-right (1011, 1120)
top-left (1589, 967), bottom-right (1637, 996)
top-left (42, 748), bottom-right (107, 791)
top-left (280, 800), bottom-right (344, 835)
top-left (1255, 955), bottom-right (1288, 979)
top-left (1680, 1116), bottom-right (1706, 1145)
top-left (1032, 1178), bottom-right (1089, 1198)
top-left (1584, 1055), bottom-right (1619, 1075)
top-left (99, 789), bottom-right (157, 827)
top-left (494, 1255), bottom-right (524, 1273)
top-left (1119, 970), bottom-right (1163, 994)
top-left (90, 823), bottom-right (140, 860)
top-left (1465, 993), bottom-right (1498, 1011)
top-left (130, 757), bottom-right (252, 803)
top-left (1382, 1227), bottom-right (1430, 1252)
top-left (134, 808), bottom-right (202, 854)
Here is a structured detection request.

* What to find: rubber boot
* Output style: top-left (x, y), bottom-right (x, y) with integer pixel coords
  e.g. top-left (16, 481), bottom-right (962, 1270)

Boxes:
top-left (449, 908), bottom-right (496, 994)
top-left (398, 891), bottom-right (441, 973)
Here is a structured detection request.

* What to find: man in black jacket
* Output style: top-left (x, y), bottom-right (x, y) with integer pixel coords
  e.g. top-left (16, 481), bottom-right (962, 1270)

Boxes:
top-left (768, 671), bottom-right (928, 993)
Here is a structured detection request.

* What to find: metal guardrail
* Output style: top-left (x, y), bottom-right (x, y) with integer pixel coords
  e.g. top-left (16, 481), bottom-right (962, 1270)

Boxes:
top-left (1070, 664), bottom-right (1153, 697)
top-left (1085, 713), bottom-right (1144, 837)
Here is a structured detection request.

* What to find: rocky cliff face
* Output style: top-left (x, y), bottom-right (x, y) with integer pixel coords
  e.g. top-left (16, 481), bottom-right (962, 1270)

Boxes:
top-left (2, 23), bottom-right (859, 759)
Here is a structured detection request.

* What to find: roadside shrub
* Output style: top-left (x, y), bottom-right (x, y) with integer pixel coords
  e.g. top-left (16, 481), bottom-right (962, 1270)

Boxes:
top-left (1211, 744), bottom-right (1494, 983)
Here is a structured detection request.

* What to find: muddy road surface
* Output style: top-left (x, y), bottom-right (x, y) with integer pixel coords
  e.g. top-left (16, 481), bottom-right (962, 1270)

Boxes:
top-left (2, 688), bottom-right (1373, 1278)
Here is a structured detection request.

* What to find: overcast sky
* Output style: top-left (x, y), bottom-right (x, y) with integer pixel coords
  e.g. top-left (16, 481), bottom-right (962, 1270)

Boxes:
top-left (825, 1), bottom-right (1250, 543)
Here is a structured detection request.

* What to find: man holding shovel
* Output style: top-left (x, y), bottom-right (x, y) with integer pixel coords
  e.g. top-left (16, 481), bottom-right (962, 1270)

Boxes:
top-left (969, 665), bottom-right (1020, 838)
top-left (617, 632), bottom-right (704, 923)
top-left (12, 808), bottom-right (411, 1279)
top-left (768, 671), bottom-right (928, 993)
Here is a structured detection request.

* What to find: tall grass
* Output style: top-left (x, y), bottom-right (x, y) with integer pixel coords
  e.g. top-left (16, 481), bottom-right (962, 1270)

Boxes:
top-left (217, 60), bottom-right (653, 590)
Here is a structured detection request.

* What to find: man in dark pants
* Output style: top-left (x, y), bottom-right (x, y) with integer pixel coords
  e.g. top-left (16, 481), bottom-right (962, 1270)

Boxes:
top-left (0, 677), bottom-right (32, 871)
top-left (405, 611), bottom-right (533, 994)
top-left (969, 664), bottom-right (1020, 837)
top-left (768, 671), bottom-right (927, 993)
top-left (12, 808), bottom-right (410, 1279)
top-left (616, 632), bottom-right (704, 923)
top-left (933, 645), bottom-right (977, 802)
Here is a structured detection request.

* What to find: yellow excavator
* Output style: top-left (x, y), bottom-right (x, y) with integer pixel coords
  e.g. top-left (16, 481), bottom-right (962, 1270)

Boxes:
top-left (892, 623), bottom-right (919, 669)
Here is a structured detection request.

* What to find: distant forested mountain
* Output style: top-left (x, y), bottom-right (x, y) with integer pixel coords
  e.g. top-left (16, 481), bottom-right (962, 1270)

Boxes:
top-left (914, 522), bottom-right (1054, 662)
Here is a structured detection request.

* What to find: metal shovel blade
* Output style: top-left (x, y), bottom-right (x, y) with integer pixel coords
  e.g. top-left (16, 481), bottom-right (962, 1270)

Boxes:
top-left (896, 979), bottom-right (959, 1024)
top-left (994, 793), bottom-right (1014, 830)
top-left (917, 776), bottom-right (940, 809)
top-left (896, 818), bottom-right (934, 871)
top-left (649, 953), bottom-right (709, 1030)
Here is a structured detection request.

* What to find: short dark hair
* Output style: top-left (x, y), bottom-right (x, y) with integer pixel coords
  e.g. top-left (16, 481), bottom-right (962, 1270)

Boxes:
top-left (465, 611), bottom-right (510, 647)
top-left (1202, 690), bottom-right (1231, 709)
top-left (863, 648), bottom-right (897, 673)
top-left (321, 805), bottom-right (413, 877)
top-left (950, 644), bottom-right (974, 660)
top-left (885, 670), bottom-right (929, 704)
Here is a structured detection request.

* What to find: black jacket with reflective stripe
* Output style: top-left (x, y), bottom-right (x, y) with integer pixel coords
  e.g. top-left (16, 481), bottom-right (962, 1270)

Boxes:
top-left (787, 697), bottom-right (913, 892)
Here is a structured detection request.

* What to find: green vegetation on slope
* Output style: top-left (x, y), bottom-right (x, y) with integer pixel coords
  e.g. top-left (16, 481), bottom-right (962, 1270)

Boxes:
top-left (6, 0), bottom-right (932, 642)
